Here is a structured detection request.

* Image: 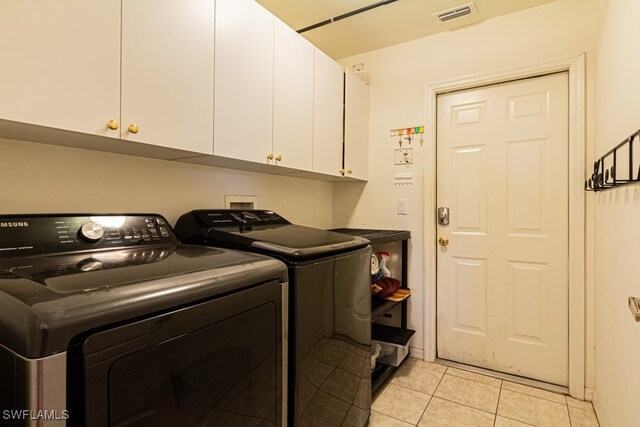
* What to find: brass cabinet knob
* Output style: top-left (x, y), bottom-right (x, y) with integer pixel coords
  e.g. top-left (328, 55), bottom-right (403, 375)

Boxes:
top-left (267, 153), bottom-right (274, 160)
top-left (347, 169), bottom-right (353, 175)
top-left (107, 120), bottom-right (119, 130)
top-left (128, 124), bottom-right (139, 134)
top-left (275, 154), bottom-right (282, 162)
top-left (438, 236), bottom-right (449, 247)
top-left (339, 169), bottom-right (346, 176)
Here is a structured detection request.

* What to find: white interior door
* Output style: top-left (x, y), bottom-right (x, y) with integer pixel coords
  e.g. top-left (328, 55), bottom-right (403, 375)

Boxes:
top-left (436, 73), bottom-right (569, 385)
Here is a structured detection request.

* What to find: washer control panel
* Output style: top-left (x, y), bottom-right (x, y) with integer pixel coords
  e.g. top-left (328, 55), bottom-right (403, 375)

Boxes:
top-left (0, 214), bottom-right (177, 258)
top-left (197, 210), bottom-right (289, 227)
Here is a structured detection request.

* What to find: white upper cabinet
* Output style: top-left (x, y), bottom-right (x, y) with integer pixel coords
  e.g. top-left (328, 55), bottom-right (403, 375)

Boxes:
top-left (0, 1), bottom-right (369, 180)
top-left (214, 0), bottom-right (274, 163)
top-left (272, 18), bottom-right (314, 171)
top-left (121, 0), bottom-right (214, 154)
top-left (344, 68), bottom-right (370, 180)
top-left (312, 49), bottom-right (344, 177)
top-left (0, 1), bottom-right (120, 138)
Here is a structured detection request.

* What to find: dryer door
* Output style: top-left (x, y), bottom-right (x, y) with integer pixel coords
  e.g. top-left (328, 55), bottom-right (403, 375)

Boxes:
top-left (76, 280), bottom-right (282, 427)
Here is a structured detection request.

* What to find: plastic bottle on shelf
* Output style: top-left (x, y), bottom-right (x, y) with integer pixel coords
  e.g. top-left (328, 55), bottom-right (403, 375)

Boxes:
top-left (377, 252), bottom-right (391, 277)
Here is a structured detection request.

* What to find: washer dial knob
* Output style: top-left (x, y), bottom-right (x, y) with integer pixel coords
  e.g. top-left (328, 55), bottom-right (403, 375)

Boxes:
top-left (79, 222), bottom-right (104, 243)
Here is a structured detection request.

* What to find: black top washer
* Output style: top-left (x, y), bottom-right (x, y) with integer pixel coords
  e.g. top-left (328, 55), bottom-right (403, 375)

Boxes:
top-left (0, 214), bottom-right (287, 358)
top-left (174, 209), bottom-right (369, 259)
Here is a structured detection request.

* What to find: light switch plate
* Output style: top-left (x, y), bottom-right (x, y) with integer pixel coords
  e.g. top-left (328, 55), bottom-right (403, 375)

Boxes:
top-left (397, 199), bottom-right (408, 215)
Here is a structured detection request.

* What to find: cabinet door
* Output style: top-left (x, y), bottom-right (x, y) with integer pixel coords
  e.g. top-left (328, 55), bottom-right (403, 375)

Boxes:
top-left (214, 0), bottom-right (274, 163)
top-left (121, 0), bottom-right (214, 154)
top-left (0, 1), bottom-right (120, 137)
top-left (344, 69), bottom-right (370, 180)
top-left (273, 19), bottom-right (313, 171)
top-left (312, 49), bottom-right (344, 177)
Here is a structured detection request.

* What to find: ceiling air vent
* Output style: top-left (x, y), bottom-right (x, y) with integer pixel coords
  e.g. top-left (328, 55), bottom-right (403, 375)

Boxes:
top-left (434, 2), bottom-right (476, 22)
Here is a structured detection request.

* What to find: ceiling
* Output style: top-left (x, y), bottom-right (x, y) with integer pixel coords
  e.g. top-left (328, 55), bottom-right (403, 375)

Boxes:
top-left (256, 0), bottom-right (559, 59)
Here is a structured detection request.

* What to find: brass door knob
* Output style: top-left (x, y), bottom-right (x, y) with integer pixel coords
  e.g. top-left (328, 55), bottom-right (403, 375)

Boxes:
top-left (339, 169), bottom-right (346, 176)
top-left (267, 153), bottom-right (274, 160)
top-left (275, 154), bottom-right (282, 162)
top-left (438, 236), bottom-right (449, 246)
top-left (347, 169), bottom-right (353, 175)
top-left (128, 124), bottom-right (139, 134)
top-left (107, 120), bottom-right (119, 130)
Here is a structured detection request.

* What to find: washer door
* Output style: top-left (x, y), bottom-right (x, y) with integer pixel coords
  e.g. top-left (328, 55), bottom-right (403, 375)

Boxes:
top-left (78, 280), bottom-right (282, 427)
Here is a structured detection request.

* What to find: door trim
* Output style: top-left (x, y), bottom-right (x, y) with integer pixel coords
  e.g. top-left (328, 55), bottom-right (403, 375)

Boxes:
top-left (423, 53), bottom-right (586, 398)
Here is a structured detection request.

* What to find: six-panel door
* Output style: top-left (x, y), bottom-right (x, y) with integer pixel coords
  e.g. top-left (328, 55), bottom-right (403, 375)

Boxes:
top-left (436, 73), bottom-right (570, 386)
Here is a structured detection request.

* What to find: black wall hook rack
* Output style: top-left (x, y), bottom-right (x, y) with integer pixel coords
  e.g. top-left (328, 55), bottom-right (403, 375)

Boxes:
top-left (585, 129), bottom-right (640, 192)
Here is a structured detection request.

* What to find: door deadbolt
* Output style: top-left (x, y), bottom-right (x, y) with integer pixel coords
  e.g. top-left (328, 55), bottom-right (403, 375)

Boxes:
top-left (438, 207), bottom-right (450, 226)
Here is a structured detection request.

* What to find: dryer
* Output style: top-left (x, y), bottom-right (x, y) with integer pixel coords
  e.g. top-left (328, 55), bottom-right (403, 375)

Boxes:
top-left (0, 214), bottom-right (287, 426)
top-left (175, 209), bottom-right (372, 427)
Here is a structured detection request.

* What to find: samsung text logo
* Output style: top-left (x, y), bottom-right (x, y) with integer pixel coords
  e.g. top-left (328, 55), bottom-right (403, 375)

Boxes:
top-left (0, 222), bottom-right (29, 228)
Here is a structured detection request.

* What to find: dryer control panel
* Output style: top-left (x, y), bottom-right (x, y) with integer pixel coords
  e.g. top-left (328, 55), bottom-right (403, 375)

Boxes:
top-left (196, 210), bottom-right (290, 227)
top-left (0, 214), bottom-right (177, 258)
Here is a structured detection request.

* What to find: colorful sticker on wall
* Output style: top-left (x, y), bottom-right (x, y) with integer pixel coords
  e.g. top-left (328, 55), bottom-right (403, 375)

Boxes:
top-left (390, 126), bottom-right (424, 146)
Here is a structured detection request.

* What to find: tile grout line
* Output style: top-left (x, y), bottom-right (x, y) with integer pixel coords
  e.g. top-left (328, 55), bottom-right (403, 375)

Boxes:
top-left (565, 393), bottom-right (573, 427)
top-left (493, 379), bottom-right (503, 427)
top-left (401, 367), bottom-right (449, 426)
top-left (415, 394), bottom-right (433, 426)
top-left (428, 395), bottom-right (500, 416)
top-left (431, 371), bottom-right (502, 415)
top-left (497, 387), bottom-right (573, 427)
top-left (502, 387), bottom-right (570, 406)
top-left (422, 367), bottom-right (507, 419)
top-left (445, 370), bottom-right (503, 388)
top-left (371, 409), bottom-right (421, 426)
top-left (446, 364), bottom-right (567, 413)
top-left (567, 399), bottom-right (574, 427)
top-left (390, 369), bottom-right (449, 396)
top-left (436, 360), bottom-right (568, 395)
top-left (414, 365), bottom-right (449, 426)
top-left (373, 369), bottom-right (438, 426)
top-left (396, 361), bottom-right (578, 427)
top-left (498, 414), bottom-right (539, 427)
top-left (440, 372), bottom-right (503, 391)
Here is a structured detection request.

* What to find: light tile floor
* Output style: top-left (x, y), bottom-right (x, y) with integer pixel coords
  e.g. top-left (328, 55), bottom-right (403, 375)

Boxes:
top-left (371, 359), bottom-right (600, 427)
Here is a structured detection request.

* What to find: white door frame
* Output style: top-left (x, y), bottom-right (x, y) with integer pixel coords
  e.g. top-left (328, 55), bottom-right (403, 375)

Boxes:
top-left (423, 53), bottom-right (586, 398)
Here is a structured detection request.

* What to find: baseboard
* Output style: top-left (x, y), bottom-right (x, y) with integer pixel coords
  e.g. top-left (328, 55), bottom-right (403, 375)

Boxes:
top-left (591, 389), bottom-right (607, 427)
top-left (584, 388), bottom-right (594, 402)
top-left (409, 347), bottom-right (424, 360)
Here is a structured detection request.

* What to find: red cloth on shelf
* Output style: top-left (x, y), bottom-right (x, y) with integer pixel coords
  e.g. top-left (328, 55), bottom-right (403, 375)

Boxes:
top-left (372, 277), bottom-right (401, 298)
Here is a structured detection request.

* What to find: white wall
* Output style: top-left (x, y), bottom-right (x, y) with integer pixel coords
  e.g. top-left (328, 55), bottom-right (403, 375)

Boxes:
top-left (335, 0), bottom-right (597, 380)
top-left (592, 0), bottom-right (640, 425)
top-left (0, 137), bottom-right (334, 228)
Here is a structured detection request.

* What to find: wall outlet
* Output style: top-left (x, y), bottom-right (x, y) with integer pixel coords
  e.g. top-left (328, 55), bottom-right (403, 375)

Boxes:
top-left (397, 199), bottom-right (408, 215)
top-left (394, 148), bottom-right (414, 165)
